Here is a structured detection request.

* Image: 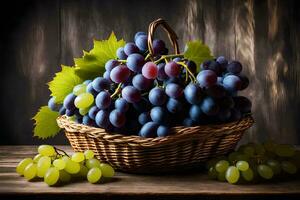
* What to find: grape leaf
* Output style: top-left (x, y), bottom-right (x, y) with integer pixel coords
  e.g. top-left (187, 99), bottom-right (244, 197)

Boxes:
top-left (184, 40), bottom-right (214, 70)
top-left (48, 65), bottom-right (83, 104)
top-left (33, 106), bottom-right (60, 139)
top-left (75, 32), bottom-right (125, 80)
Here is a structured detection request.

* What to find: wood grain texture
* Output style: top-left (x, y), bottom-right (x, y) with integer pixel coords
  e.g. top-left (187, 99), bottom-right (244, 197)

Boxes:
top-left (0, 146), bottom-right (300, 200)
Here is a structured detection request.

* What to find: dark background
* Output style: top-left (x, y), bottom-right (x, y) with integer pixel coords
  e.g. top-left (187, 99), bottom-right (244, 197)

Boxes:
top-left (1, 0), bottom-right (300, 145)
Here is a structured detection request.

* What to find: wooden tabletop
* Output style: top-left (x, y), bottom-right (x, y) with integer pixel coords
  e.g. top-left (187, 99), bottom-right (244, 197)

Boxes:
top-left (1, 146), bottom-right (300, 200)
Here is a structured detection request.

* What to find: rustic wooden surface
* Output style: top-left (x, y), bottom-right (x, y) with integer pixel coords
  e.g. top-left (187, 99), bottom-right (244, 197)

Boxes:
top-left (0, 146), bottom-right (300, 200)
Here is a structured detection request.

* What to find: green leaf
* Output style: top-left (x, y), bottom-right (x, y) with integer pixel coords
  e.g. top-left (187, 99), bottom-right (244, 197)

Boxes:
top-left (48, 65), bottom-right (83, 103)
top-left (75, 32), bottom-right (125, 80)
top-left (33, 106), bottom-right (60, 139)
top-left (184, 40), bottom-right (214, 70)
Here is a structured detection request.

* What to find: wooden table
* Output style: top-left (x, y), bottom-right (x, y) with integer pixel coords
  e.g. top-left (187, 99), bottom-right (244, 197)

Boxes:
top-left (1, 146), bottom-right (300, 200)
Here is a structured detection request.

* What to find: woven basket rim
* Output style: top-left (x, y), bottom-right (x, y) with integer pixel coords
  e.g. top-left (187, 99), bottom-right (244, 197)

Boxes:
top-left (57, 115), bottom-right (254, 147)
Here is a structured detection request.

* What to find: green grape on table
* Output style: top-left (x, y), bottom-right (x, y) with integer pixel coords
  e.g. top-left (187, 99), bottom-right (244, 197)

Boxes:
top-left (24, 163), bottom-right (37, 180)
top-left (266, 159), bottom-right (281, 175)
top-left (215, 160), bottom-right (229, 173)
top-left (208, 167), bottom-right (218, 179)
top-left (217, 171), bottom-right (226, 182)
top-left (225, 166), bottom-right (240, 184)
top-left (87, 167), bottom-right (102, 184)
top-left (100, 163), bottom-right (115, 178)
top-left (241, 168), bottom-right (254, 182)
top-left (243, 145), bottom-right (255, 157)
top-left (62, 156), bottom-right (80, 174)
top-left (275, 144), bottom-right (295, 157)
top-left (72, 152), bottom-right (85, 163)
top-left (38, 145), bottom-right (56, 157)
top-left (74, 93), bottom-right (94, 109)
top-left (254, 143), bottom-right (266, 155)
top-left (44, 167), bottom-right (59, 186)
top-left (236, 161), bottom-right (249, 171)
top-left (33, 154), bottom-right (43, 163)
top-left (16, 158), bottom-right (33, 175)
top-left (281, 161), bottom-right (297, 174)
top-left (78, 164), bottom-right (89, 178)
top-left (73, 84), bottom-right (87, 96)
top-left (263, 140), bottom-right (276, 152)
top-left (257, 164), bottom-right (274, 179)
top-left (37, 156), bottom-right (51, 178)
top-left (84, 150), bottom-right (95, 160)
top-left (86, 158), bottom-right (101, 169)
top-left (53, 158), bottom-right (66, 170)
top-left (59, 170), bottom-right (71, 183)
top-left (228, 152), bottom-right (240, 163)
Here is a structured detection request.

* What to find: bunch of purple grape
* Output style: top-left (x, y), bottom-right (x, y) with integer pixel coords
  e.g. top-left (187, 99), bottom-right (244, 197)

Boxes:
top-left (48, 31), bottom-right (252, 138)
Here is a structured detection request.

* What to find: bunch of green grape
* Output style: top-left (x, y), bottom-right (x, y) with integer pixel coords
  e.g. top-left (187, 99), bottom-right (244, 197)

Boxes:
top-left (16, 145), bottom-right (115, 186)
top-left (207, 141), bottom-right (300, 184)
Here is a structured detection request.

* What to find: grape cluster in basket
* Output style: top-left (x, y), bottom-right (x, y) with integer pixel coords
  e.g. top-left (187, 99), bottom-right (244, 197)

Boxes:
top-left (207, 141), bottom-right (300, 184)
top-left (48, 31), bottom-right (252, 137)
top-left (16, 145), bottom-right (115, 186)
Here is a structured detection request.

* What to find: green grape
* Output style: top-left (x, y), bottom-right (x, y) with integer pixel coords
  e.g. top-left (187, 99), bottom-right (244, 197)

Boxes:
top-left (228, 152), bottom-right (240, 163)
top-left (84, 150), bottom-right (95, 160)
top-left (44, 167), bottom-right (59, 186)
top-left (37, 156), bottom-right (51, 178)
top-left (87, 167), bottom-right (102, 183)
top-left (79, 164), bottom-right (89, 177)
top-left (206, 158), bottom-right (218, 170)
top-left (72, 152), bottom-right (85, 163)
top-left (281, 161), bottom-right (297, 174)
top-left (33, 154), bottom-right (43, 163)
top-left (73, 84), bottom-right (87, 96)
top-left (225, 166), bottom-right (240, 184)
top-left (24, 163), bottom-right (37, 180)
top-left (38, 145), bottom-right (56, 157)
top-left (63, 157), bottom-right (80, 174)
top-left (16, 158), bottom-right (33, 175)
top-left (215, 160), bottom-right (229, 173)
top-left (74, 93), bottom-right (94, 109)
top-left (275, 144), bottom-right (295, 157)
top-left (235, 153), bottom-right (250, 162)
top-left (241, 168), bottom-right (254, 181)
top-left (217, 171), bottom-right (226, 182)
top-left (208, 167), bottom-right (218, 179)
top-left (243, 145), bottom-right (255, 157)
top-left (59, 170), bottom-right (71, 183)
top-left (254, 144), bottom-right (266, 155)
top-left (79, 107), bottom-right (90, 116)
top-left (257, 164), bottom-right (274, 179)
top-left (266, 159), bottom-right (281, 174)
top-left (236, 161), bottom-right (249, 171)
top-left (99, 163), bottom-right (115, 177)
top-left (86, 158), bottom-right (101, 169)
top-left (263, 140), bottom-right (276, 152)
top-left (53, 159), bottom-right (66, 170)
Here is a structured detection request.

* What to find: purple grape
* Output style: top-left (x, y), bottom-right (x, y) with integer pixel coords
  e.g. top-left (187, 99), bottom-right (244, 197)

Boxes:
top-left (132, 74), bottom-right (153, 91)
top-left (82, 115), bottom-right (96, 126)
top-left (95, 110), bottom-right (110, 128)
top-left (95, 91), bottom-right (111, 109)
top-left (134, 31), bottom-right (146, 41)
top-left (173, 57), bottom-right (182, 62)
top-left (219, 96), bottom-right (235, 109)
top-left (126, 53), bottom-right (145, 72)
top-left (230, 108), bottom-right (242, 121)
top-left (83, 80), bottom-right (92, 85)
top-left (166, 98), bottom-right (182, 113)
top-left (150, 106), bottom-right (168, 124)
top-left (165, 83), bottom-right (183, 99)
top-left (124, 42), bottom-right (139, 55)
top-left (110, 65), bottom-right (131, 83)
top-left (165, 61), bottom-right (181, 78)
top-left (148, 87), bottom-right (167, 106)
top-left (197, 70), bottom-right (217, 88)
top-left (135, 35), bottom-right (148, 52)
top-left (189, 105), bottom-right (205, 122)
top-left (201, 60), bottom-right (212, 70)
top-left (133, 98), bottom-right (151, 112)
top-left (200, 97), bottom-right (220, 116)
top-left (184, 83), bottom-right (203, 104)
top-left (153, 39), bottom-right (166, 55)
top-left (65, 108), bottom-right (75, 117)
top-left (233, 96), bottom-right (252, 113)
top-left (218, 109), bottom-right (231, 122)
top-left (48, 97), bottom-right (60, 111)
top-left (157, 63), bottom-right (168, 81)
top-left (185, 60), bottom-right (197, 74)
top-left (223, 75), bottom-right (242, 91)
top-left (239, 75), bottom-right (249, 90)
top-left (63, 93), bottom-right (76, 110)
top-left (115, 98), bottom-right (129, 112)
top-left (122, 86), bottom-right (141, 103)
top-left (88, 106), bottom-right (99, 120)
top-left (206, 84), bottom-right (226, 98)
top-left (105, 59), bottom-right (120, 72)
top-left (227, 61), bottom-right (243, 74)
top-left (86, 82), bottom-right (98, 97)
top-left (138, 112), bottom-right (151, 125)
top-left (183, 118), bottom-right (195, 127)
top-left (216, 56), bottom-right (228, 71)
top-left (109, 109), bottom-right (126, 128)
top-left (142, 62), bottom-right (158, 79)
top-left (157, 125), bottom-right (170, 137)
top-left (116, 47), bottom-right (127, 60)
top-left (59, 106), bottom-right (66, 115)
top-left (92, 77), bottom-right (110, 92)
top-left (139, 122), bottom-right (158, 138)
top-left (103, 71), bottom-right (112, 83)
top-left (207, 61), bottom-right (222, 75)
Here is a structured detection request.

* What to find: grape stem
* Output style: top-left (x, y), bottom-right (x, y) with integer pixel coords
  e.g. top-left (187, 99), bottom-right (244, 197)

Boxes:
top-left (110, 83), bottom-right (122, 98)
top-left (177, 61), bottom-right (197, 83)
top-left (154, 54), bottom-right (184, 64)
top-left (54, 147), bottom-right (69, 157)
top-left (118, 59), bottom-right (127, 63)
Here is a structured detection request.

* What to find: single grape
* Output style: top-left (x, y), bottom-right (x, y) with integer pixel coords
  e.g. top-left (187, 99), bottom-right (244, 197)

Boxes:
top-left (132, 74), bottom-right (153, 91)
top-left (142, 62), bottom-right (158, 79)
top-left (166, 98), bottom-right (182, 113)
top-left (217, 171), bottom-right (226, 182)
top-left (266, 159), bottom-right (281, 174)
top-left (217, 109), bottom-right (231, 122)
top-left (74, 93), bottom-right (94, 109)
top-left (236, 161), bottom-right (249, 171)
top-left (149, 87), bottom-right (167, 106)
top-left (138, 112), bottom-right (151, 125)
top-left (86, 82), bottom-right (98, 97)
top-left (24, 163), bottom-right (37, 180)
top-left (84, 150), bottom-right (95, 160)
top-left (122, 86), bottom-right (141, 103)
top-left (243, 145), bottom-right (255, 156)
top-left (38, 145), bottom-right (56, 157)
top-left (86, 158), bottom-right (101, 169)
top-left (233, 96), bottom-right (252, 113)
top-left (281, 161), bottom-right (297, 174)
top-left (124, 42), bottom-right (139, 55)
top-left (165, 83), bottom-right (183, 99)
top-left (116, 47), bottom-right (127, 59)
top-left (37, 156), bottom-right (51, 178)
top-left (189, 105), bottom-right (204, 122)
top-left (208, 166), bottom-right (218, 179)
top-left (257, 164), bottom-right (274, 179)
top-left (99, 163), bottom-right (115, 177)
top-left (133, 97), bottom-right (151, 112)
top-left (225, 166), bottom-right (240, 184)
top-left (223, 75), bottom-right (242, 91)
top-left (185, 60), bottom-right (197, 74)
top-left (139, 122), bottom-right (159, 138)
top-left (59, 106), bottom-right (66, 115)
top-left (115, 98), bottom-right (129, 112)
top-left (135, 35), bottom-right (148, 51)
top-left (126, 53), bottom-right (145, 72)
top-left (48, 97), bottom-right (60, 111)
top-left (164, 61), bottom-right (181, 78)
top-left (197, 70), bottom-right (217, 88)
top-left (207, 61), bottom-right (222, 75)
top-left (184, 83), bottom-right (203, 104)
top-left (72, 152), bottom-right (85, 163)
top-left (87, 167), bottom-right (102, 184)
top-left (92, 77), bottom-right (110, 92)
top-left (63, 93), bottom-right (76, 110)
top-left (150, 106), bottom-right (168, 124)
top-left (228, 152), bottom-right (240, 163)
top-left (44, 167), bottom-right (59, 186)
top-left (157, 63), bottom-right (168, 81)
top-left (33, 154), bottom-right (43, 163)
top-left (275, 144), bottom-right (295, 157)
top-left (216, 56), bottom-right (228, 70)
top-left (182, 118), bottom-right (195, 127)
top-left (63, 156), bottom-right (80, 174)
top-left (88, 106), bottom-right (99, 120)
top-left (219, 96), bottom-right (235, 110)
top-left (152, 39), bottom-right (166, 55)
top-left (241, 168), bottom-right (254, 181)
top-left (227, 61), bottom-right (243, 74)
top-left (79, 107), bottom-right (90, 116)
top-left (95, 110), bottom-right (110, 128)
top-left (95, 91), bottom-right (111, 109)
top-left (105, 59), bottom-right (119, 72)
top-left (254, 143), bottom-right (266, 155)
top-left (201, 97), bottom-right (219, 116)
top-left (109, 109), bottom-right (126, 128)
top-left (206, 84), bottom-right (226, 98)
top-left (16, 158), bottom-right (33, 175)
top-left (53, 159), bottom-right (66, 170)
top-left (134, 31), bottom-right (146, 41)
top-left (215, 160), bottom-right (230, 173)
top-left (59, 170), bottom-right (71, 183)
top-left (200, 60), bottom-right (211, 70)
top-left (110, 65), bottom-right (131, 83)
top-left (157, 125), bottom-right (170, 137)
top-left (73, 84), bottom-right (87, 96)
top-left (78, 164), bottom-right (89, 178)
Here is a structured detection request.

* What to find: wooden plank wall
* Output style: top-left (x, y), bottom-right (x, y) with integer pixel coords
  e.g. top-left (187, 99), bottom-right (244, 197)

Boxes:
top-left (1, 0), bottom-right (300, 144)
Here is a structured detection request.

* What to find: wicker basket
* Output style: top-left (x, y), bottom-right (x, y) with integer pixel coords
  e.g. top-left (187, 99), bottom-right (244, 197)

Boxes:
top-left (57, 18), bottom-right (254, 174)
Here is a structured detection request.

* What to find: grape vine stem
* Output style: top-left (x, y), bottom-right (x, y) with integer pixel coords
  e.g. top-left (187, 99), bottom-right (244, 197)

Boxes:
top-left (154, 54), bottom-right (184, 64)
top-left (54, 147), bottom-right (69, 157)
top-left (111, 83), bottom-right (122, 98)
top-left (177, 61), bottom-right (197, 82)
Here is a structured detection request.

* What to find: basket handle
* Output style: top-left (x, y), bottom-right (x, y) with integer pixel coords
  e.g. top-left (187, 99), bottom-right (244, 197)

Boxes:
top-left (147, 18), bottom-right (180, 57)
